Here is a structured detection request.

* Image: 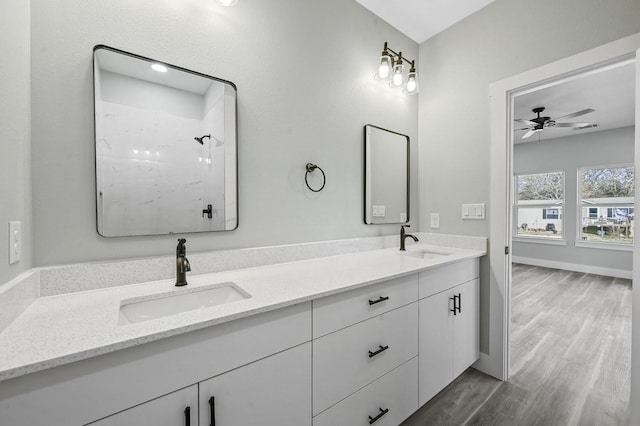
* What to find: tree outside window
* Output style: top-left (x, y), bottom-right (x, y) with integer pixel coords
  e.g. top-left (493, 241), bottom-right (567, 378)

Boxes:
top-left (516, 171), bottom-right (564, 239)
top-left (579, 166), bottom-right (634, 244)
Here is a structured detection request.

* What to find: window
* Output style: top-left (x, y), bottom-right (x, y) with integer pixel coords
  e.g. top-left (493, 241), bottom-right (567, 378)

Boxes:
top-left (579, 165), bottom-right (634, 245)
top-left (516, 171), bottom-right (564, 239)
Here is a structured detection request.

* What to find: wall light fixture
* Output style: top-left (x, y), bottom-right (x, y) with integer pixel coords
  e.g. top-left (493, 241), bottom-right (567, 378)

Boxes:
top-left (375, 42), bottom-right (418, 95)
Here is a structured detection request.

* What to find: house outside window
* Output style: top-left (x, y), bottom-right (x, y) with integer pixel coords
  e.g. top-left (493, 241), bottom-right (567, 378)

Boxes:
top-left (516, 171), bottom-right (564, 239)
top-left (579, 165), bottom-right (634, 245)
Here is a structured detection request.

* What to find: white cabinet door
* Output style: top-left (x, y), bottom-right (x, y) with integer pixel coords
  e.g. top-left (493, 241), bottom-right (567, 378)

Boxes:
top-left (198, 342), bottom-right (311, 426)
top-left (418, 290), bottom-right (453, 407)
top-left (87, 385), bottom-right (197, 426)
top-left (452, 279), bottom-right (479, 378)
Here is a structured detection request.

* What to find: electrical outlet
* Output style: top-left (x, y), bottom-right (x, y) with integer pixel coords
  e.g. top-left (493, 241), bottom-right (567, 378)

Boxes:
top-left (372, 205), bottom-right (386, 217)
top-left (9, 221), bottom-right (21, 264)
top-left (430, 213), bottom-right (440, 229)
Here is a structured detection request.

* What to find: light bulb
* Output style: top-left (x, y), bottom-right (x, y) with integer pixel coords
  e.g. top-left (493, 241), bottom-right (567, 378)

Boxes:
top-left (151, 63), bottom-right (167, 73)
top-left (392, 61), bottom-right (404, 87)
top-left (405, 67), bottom-right (418, 94)
top-left (377, 54), bottom-right (392, 79)
top-left (216, 0), bottom-right (238, 6)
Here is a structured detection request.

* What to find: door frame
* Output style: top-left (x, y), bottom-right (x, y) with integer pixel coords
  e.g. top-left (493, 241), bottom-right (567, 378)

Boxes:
top-left (485, 33), bottom-right (640, 418)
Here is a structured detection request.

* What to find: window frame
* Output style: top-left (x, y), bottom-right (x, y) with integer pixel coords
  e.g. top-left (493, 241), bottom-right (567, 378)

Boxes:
top-left (576, 163), bottom-right (634, 249)
top-left (514, 170), bottom-right (565, 242)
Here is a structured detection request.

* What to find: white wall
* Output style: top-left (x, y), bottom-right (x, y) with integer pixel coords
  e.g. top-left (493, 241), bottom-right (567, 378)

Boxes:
top-left (513, 127), bottom-right (634, 275)
top-left (0, 0), bottom-right (32, 284)
top-left (418, 0), bottom-right (640, 353)
top-left (29, 0), bottom-right (418, 266)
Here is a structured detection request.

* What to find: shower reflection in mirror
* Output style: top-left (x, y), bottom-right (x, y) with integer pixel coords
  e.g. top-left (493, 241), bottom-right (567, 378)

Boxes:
top-left (93, 45), bottom-right (238, 237)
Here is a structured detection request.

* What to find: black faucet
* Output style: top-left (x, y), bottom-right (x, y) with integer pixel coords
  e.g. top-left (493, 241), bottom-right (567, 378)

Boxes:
top-left (400, 225), bottom-right (419, 251)
top-left (175, 238), bottom-right (191, 286)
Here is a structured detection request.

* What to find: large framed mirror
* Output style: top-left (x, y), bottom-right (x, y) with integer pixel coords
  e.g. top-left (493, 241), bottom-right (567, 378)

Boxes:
top-left (93, 45), bottom-right (237, 237)
top-left (363, 124), bottom-right (410, 224)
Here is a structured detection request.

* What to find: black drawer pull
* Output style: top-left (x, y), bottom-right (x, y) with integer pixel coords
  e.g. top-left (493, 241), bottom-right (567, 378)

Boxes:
top-left (369, 296), bottom-right (389, 305)
top-left (184, 406), bottom-right (191, 425)
top-left (369, 407), bottom-right (390, 424)
top-left (450, 294), bottom-right (459, 316)
top-left (368, 345), bottom-right (389, 358)
top-left (209, 396), bottom-right (216, 426)
top-left (457, 292), bottom-right (462, 314)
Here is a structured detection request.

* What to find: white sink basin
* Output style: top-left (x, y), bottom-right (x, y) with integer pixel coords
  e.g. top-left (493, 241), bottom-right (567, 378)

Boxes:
top-left (400, 249), bottom-right (453, 260)
top-left (119, 282), bottom-right (250, 325)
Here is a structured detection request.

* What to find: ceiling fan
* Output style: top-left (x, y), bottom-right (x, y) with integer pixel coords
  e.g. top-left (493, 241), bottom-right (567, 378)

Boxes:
top-left (515, 106), bottom-right (597, 139)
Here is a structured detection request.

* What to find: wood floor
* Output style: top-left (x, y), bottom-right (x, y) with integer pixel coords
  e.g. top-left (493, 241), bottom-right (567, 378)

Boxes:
top-left (402, 264), bottom-right (632, 426)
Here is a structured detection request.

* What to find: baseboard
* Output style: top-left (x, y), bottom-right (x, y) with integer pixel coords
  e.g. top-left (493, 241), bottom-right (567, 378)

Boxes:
top-left (512, 256), bottom-right (632, 279)
top-left (472, 352), bottom-right (505, 380)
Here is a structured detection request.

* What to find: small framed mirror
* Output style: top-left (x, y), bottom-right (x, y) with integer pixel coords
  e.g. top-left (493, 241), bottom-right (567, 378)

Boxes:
top-left (93, 45), bottom-right (238, 237)
top-left (363, 124), bottom-right (410, 224)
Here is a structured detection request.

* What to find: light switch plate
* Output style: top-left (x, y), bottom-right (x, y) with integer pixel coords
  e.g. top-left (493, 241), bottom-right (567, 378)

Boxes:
top-left (462, 204), bottom-right (485, 220)
top-left (430, 213), bottom-right (440, 229)
top-left (9, 221), bottom-right (21, 264)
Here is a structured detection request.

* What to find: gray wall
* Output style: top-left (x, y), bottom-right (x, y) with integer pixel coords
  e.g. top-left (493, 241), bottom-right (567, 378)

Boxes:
top-left (513, 127), bottom-right (634, 272)
top-left (0, 0), bottom-right (32, 284)
top-left (29, 0), bottom-right (418, 267)
top-left (417, 0), bottom-right (640, 353)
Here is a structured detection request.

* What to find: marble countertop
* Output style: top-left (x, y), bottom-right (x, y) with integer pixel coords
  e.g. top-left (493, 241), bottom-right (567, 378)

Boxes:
top-left (0, 243), bottom-right (484, 382)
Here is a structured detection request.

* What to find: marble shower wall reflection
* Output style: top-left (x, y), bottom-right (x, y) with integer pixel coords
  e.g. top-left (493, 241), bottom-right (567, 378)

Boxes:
top-left (93, 46), bottom-right (237, 236)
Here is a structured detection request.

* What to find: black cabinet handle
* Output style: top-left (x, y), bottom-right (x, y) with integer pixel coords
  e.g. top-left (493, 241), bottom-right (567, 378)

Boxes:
top-left (184, 406), bottom-right (190, 426)
top-left (368, 407), bottom-right (390, 424)
top-left (209, 396), bottom-right (216, 426)
top-left (368, 345), bottom-right (389, 358)
top-left (450, 295), bottom-right (458, 316)
top-left (457, 292), bottom-right (462, 314)
top-left (369, 296), bottom-right (389, 305)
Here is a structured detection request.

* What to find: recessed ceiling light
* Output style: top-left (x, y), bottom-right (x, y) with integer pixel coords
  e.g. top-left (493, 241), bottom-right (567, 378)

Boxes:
top-left (151, 63), bottom-right (168, 73)
top-left (216, 0), bottom-right (238, 6)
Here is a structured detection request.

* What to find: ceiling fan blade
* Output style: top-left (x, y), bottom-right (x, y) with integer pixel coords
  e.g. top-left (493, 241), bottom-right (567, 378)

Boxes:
top-left (573, 123), bottom-right (598, 130)
top-left (553, 108), bottom-right (595, 121)
top-left (515, 119), bottom-right (537, 126)
top-left (554, 122), bottom-right (592, 128)
top-left (522, 129), bottom-right (536, 139)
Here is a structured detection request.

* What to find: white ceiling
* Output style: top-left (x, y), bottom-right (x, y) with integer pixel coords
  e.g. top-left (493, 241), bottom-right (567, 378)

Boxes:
top-left (513, 61), bottom-right (636, 143)
top-left (355, 0), bottom-right (495, 43)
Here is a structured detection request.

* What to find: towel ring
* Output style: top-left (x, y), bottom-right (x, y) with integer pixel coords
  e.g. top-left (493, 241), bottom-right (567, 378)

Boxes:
top-left (305, 163), bottom-right (326, 192)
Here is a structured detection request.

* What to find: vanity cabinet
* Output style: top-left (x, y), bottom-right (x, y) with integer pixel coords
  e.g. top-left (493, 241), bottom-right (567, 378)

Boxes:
top-left (88, 386), bottom-right (198, 426)
top-left (0, 255), bottom-right (484, 426)
top-left (0, 302), bottom-right (311, 426)
top-left (198, 342), bottom-right (311, 426)
top-left (418, 259), bottom-right (479, 406)
top-left (312, 274), bottom-right (419, 424)
top-left (89, 343), bottom-right (311, 426)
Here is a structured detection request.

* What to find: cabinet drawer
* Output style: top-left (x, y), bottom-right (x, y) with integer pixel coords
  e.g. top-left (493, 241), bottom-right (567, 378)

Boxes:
top-left (313, 273), bottom-right (418, 338)
top-left (313, 303), bottom-right (418, 416)
top-left (313, 357), bottom-right (418, 426)
top-left (419, 259), bottom-right (478, 299)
